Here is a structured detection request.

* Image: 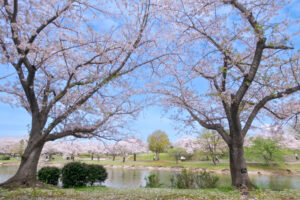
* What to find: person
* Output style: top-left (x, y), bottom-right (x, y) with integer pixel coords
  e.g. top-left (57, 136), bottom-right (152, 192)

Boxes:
top-left (295, 153), bottom-right (299, 160)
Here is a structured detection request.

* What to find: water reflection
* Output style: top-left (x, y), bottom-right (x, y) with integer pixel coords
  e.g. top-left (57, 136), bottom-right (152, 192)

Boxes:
top-left (1, 165), bottom-right (300, 190)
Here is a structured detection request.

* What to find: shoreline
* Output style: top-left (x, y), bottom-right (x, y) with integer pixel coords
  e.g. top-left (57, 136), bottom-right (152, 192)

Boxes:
top-left (1, 161), bottom-right (299, 177)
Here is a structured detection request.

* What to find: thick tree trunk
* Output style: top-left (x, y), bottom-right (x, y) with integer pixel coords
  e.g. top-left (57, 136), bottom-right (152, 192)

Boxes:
top-left (134, 153), bottom-right (136, 161)
top-left (97, 155), bottom-right (100, 161)
top-left (91, 153), bottom-right (94, 160)
top-left (229, 143), bottom-right (253, 188)
top-left (113, 155), bottom-right (115, 161)
top-left (122, 156), bottom-right (126, 163)
top-left (156, 152), bottom-right (159, 160)
top-left (0, 142), bottom-right (44, 187)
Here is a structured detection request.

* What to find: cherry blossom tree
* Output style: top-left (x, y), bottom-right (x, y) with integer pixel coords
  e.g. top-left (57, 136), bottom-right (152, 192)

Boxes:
top-left (0, 137), bottom-right (27, 155)
top-left (85, 140), bottom-right (106, 161)
top-left (57, 140), bottom-right (84, 161)
top-left (198, 130), bottom-right (228, 165)
top-left (41, 141), bottom-right (60, 161)
top-left (173, 136), bottom-right (199, 154)
top-left (106, 143), bottom-right (120, 161)
top-left (253, 125), bottom-right (300, 151)
top-left (123, 137), bottom-right (147, 161)
top-left (0, 0), bottom-right (169, 187)
top-left (155, 0), bottom-right (300, 188)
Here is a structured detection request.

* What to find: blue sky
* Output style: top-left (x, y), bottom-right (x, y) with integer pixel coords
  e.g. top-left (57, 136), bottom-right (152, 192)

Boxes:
top-left (0, 0), bottom-right (299, 143)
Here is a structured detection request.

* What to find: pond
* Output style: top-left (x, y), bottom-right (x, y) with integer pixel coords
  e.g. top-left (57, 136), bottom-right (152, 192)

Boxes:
top-left (1, 165), bottom-right (300, 190)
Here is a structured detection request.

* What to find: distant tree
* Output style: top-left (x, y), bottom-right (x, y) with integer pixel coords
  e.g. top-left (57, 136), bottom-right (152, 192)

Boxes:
top-left (106, 143), bottom-right (120, 161)
top-left (57, 141), bottom-right (84, 161)
top-left (173, 136), bottom-right (199, 155)
top-left (245, 137), bottom-right (284, 165)
top-left (124, 137), bottom-right (147, 161)
top-left (11, 139), bottom-right (27, 157)
top-left (42, 141), bottom-right (59, 161)
top-left (198, 130), bottom-right (227, 166)
top-left (85, 141), bottom-right (106, 161)
top-left (147, 130), bottom-right (170, 160)
top-left (168, 147), bottom-right (186, 164)
top-left (0, 137), bottom-right (26, 155)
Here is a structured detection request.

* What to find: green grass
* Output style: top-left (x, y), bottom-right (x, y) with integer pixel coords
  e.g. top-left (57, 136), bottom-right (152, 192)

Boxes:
top-left (0, 186), bottom-right (299, 200)
top-left (2, 153), bottom-right (300, 174)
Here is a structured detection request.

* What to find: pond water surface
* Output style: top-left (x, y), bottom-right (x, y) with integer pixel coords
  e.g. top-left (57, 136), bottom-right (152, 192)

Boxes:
top-left (0, 165), bottom-right (299, 190)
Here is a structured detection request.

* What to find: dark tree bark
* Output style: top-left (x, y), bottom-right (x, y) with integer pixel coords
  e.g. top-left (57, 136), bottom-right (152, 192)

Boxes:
top-left (156, 152), bottom-right (159, 160)
top-left (133, 153), bottom-right (136, 161)
top-left (113, 155), bottom-right (116, 161)
top-left (122, 155), bottom-right (126, 163)
top-left (228, 140), bottom-right (252, 187)
top-left (91, 153), bottom-right (94, 160)
top-left (0, 138), bottom-right (45, 187)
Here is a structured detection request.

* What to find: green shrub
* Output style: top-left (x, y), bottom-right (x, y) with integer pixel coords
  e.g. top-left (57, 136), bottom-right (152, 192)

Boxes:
top-left (170, 169), bottom-right (219, 189)
top-left (86, 164), bottom-right (108, 186)
top-left (0, 156), bottom-right (10, 160)
top-left (61, 162), bottom-right (88, 188)
top-left (194, 171), bottom-right (219, 188)
top-left (37, 167), bottom-right (60, 185)
top-left (145, 173), bottom-right (163, 188)
top-left (170, 169), bottom-right (195, 189)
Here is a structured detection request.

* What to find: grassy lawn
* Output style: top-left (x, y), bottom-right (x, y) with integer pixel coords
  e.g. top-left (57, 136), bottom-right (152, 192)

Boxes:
top-left (0, 186), bottom-right (299, 200)
top-left (2, 153), bottom-right (300, 174)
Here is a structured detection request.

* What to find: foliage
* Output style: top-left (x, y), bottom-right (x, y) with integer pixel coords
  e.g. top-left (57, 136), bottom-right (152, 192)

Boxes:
top-left (194, 171), bottom-right (219, 188)
top-left (0, 156), bottom-right (10, 160)
top-left (61, 162), bottom-right (108, 187)
top-left (144, 173), bottom-right (163, 188)
top-left (170, 169), bottom-right (219, 189)
top-left (37, 167), bottom-right (61, 186)
top-left (170, 169), bottom-right (195, 189)
top-left (61, 162), bottom-right (88, 188)
top-left (167, 147), bottom-right (187, 163)
top-left (198, 129), bottom-right (228, 165)
top-left (86, 164), bottom-right (108, 186)
top-left (245, 137), bottom-right (285, 165)
top-left (147, 130), bottom-right (170, 160)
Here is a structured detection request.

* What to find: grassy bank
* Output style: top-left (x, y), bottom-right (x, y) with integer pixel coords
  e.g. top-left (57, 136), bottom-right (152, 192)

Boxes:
top-left (0, 186), bottom-right (300, 200)
top-left (2, 153), bottom-right (300, 176)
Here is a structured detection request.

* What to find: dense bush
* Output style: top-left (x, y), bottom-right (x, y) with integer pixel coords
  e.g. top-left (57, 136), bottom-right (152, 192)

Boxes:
top-left (87, 164), bottom-right (108, 186)
top-left (37, 167), bottom-right (60, 185)
top-left (61, 162), bottom-right (88, 188)
top-left (145, 173), bottom-right (163, 188)
top-left (0, 156), bottom-right (10, 160)
top-left (61, 162), bottom-right (108, 187)
top-left (170, 169), bottom-right (219, 189)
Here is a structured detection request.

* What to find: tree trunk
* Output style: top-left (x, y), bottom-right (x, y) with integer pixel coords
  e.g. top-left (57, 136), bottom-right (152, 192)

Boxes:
top-left (134, 153), bottom-right (136, 161)
top-left (229, 143), bottom-right (253, 188)
top-left (122, 156), bottom-right (125, 163)
top-left (0, 142), bottom-right (44, 187)
top-left (97, 155), bottom-right (100, 161)
top-left (156, 152), bottom-right (159, 160)
top-left (113, 155), bottom-right (115, 161)
top-left (91, 153), bottom-right (94, 160)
